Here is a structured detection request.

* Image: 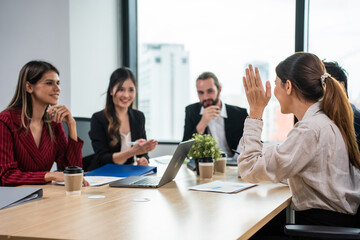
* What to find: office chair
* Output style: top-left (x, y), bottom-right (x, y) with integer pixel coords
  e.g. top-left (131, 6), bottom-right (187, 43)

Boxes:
top-left (62, 117), bottom-right (94, 172)
top-left (284, 210), bottom-right (360, 239)
top-left (284, 225), bottom-right (360, 239)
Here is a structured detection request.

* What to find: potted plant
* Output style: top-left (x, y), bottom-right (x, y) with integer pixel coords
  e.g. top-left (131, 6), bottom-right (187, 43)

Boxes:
top-left (187, 133), bottom-right (221, 175)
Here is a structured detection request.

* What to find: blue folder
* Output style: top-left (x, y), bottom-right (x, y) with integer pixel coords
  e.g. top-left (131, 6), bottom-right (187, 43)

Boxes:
top-left (85, 164), bottom-right (157, 177)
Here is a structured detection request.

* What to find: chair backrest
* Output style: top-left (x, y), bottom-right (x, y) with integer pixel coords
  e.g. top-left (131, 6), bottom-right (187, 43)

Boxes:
top-left (62, 117), bottom-right (94, 157)
top-left (62, 117), bottom-right (94, 171)
top-left (284, 207), bottom-right (360, 239)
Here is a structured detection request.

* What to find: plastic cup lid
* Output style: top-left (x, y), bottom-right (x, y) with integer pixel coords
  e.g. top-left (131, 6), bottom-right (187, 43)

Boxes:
top-left (64, 166), bottom-right (83, 174)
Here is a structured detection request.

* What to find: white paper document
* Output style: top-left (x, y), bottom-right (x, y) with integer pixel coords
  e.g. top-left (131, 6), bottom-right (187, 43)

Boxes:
top-left (189, 180), bottom-right (257, 193)
top-left (84, 176), bottom-right (124, 186)
top-left (56, 176), bottom-right (123, 187)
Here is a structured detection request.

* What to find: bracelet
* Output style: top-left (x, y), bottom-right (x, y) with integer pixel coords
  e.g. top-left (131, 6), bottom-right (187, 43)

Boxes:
top-left (247, 116), bottom-right (263, 121)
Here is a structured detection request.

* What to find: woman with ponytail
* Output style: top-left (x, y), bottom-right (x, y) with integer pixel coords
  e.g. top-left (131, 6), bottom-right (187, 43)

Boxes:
top-left (238, 52), bottom-right (360, 237)
top-left (89, 68), bottom-right (157, 171)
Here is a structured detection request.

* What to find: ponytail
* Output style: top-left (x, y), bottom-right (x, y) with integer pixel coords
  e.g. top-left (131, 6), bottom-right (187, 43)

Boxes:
top-left (322, 76), bottom-right (360, 169)
top-left (276, 52), bottom-right (360, 168)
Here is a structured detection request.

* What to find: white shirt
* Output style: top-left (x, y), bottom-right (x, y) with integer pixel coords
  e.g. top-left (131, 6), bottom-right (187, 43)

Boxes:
top-left (200, 101), bottom-right (233, 157)
top-left (238, 101), bottom-right (360, 214)
top-left (120, 132), bottom-right (132, 153)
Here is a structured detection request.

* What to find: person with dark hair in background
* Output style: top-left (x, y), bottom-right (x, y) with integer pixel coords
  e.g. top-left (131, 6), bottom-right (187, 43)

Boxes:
top-left (238, 53), bottom-right (360, 239)
top-left (89, 67), bottom-right (157, 171)
top-left (182, 72), bottom-right (248, 157)
top-left (0, 60), bottom-right (88, 186)
top-left (323, 60), bottom-right (360, 148)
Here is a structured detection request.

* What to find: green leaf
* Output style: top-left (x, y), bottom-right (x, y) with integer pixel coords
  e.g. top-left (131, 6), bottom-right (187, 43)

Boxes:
top-left (187, 133), bottom-right (222, 159)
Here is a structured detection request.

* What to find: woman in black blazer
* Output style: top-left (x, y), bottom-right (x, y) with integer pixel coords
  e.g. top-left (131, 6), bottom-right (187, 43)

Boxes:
top-left (89, 68), bottom-right (157, 170)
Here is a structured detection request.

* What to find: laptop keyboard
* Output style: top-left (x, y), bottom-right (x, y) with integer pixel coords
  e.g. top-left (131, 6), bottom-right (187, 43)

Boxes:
top-left (133, 177), bottom-right (162, 185)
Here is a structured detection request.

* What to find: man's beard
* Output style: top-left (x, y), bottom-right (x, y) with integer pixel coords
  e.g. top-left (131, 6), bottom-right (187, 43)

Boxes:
top-left (201, 95), bottom-right (220, 108)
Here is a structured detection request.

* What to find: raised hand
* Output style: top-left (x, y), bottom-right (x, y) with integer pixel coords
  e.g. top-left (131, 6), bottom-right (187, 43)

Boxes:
top-left (243, 65), bottom-right (271, 119)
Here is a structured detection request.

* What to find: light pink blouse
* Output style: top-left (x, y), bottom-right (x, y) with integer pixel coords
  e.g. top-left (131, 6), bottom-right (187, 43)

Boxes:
top-left (238, 101), bottom-right (360, 214)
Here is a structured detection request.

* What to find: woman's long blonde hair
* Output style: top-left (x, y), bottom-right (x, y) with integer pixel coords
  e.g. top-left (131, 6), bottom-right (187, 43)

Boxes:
top-left (7, 60), bottom-right (59, 140)
top-left (276, 52), bottom-right (360, 169)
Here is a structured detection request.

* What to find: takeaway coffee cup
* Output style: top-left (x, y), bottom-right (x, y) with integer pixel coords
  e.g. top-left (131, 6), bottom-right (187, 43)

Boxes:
top-left (215, 152), bottom-right (227, 173)
top-left (199, 157), bottom-right (214, 180)
top-left (64, 166), bottom-right (83, 195)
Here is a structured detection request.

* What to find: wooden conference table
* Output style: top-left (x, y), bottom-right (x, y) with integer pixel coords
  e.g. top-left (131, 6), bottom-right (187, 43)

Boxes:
top-left (0, 162), bottom-right (291, 240)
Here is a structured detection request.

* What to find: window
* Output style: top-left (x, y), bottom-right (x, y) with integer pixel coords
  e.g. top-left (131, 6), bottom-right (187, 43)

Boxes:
top-left (138, 0), bottom-right (295, 142)
top-left (307, 0), bottom-right (360, 107)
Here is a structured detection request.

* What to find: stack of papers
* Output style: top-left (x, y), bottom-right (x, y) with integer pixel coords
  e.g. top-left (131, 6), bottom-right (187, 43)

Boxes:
top-left (189, 180), bottom-right (257, 194)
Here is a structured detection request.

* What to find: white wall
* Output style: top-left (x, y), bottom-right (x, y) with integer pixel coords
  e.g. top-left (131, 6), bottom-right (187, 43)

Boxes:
top-left (69, 0), bottom-right (121, 117)
top-left (0, 0), bottom-right (121, 118)
top-left (0, 0), bottom-right (71, 110)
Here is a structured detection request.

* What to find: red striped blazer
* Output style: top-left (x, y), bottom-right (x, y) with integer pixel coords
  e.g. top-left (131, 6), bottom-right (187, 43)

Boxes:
top-left (0, 108), bottom-right (84, 186)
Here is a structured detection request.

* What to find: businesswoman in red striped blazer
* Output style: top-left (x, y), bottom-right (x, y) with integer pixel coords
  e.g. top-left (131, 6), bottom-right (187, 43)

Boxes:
top-left (0, 60), bottom-right (89, 186)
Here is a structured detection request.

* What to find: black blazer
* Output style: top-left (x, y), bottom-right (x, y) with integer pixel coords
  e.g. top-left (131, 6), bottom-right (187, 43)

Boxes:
top-left (182, 103), bottom-right (248, 152)
top-left (88, 109), bottom-right (149, 170)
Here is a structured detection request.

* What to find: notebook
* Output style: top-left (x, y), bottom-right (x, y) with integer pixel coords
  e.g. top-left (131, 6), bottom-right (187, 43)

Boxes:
top-left (0, 187), bottom-right (43, 210)
top-left (189, 180), bottom-right (257, 193)
top-left (110, 140), bottom-right (194, 188)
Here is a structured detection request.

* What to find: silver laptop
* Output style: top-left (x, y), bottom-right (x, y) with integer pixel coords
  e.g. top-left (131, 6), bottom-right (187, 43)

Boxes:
top-left (110, 140), bottom-right (194, 188)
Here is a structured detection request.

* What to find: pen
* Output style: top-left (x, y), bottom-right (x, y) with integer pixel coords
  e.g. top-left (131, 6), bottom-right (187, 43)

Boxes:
top-left (232, 149), bottom-right (240, 155)
top-left (128, 139), bottom-right (156, 146)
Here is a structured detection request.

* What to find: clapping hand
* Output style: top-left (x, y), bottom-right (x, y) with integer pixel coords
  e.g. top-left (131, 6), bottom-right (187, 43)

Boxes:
top-left (243, 65), bottom-right (271, 119)
top-left (132, 139), bottom-right (158, 156)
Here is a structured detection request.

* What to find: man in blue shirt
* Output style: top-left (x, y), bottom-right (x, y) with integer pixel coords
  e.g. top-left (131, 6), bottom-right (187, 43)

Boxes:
top-left (323, 61), bottom-right (360, 148)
